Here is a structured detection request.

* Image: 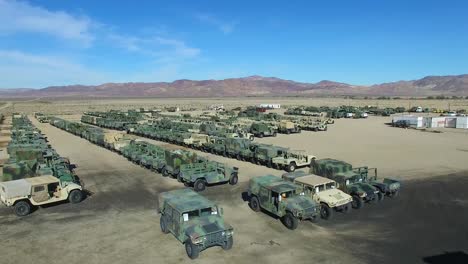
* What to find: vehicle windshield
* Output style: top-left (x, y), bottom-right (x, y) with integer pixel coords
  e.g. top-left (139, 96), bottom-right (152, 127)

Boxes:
top-left (280, 190), bottom-right (295, 198)
top-left (183, 207), bottom-right (218, 221)
top-left (325, 182), bottom-right (336, 189)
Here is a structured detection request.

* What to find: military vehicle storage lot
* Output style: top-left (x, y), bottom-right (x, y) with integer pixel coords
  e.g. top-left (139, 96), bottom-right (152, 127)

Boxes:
top-left (1, 98), bottom-right (468, 264)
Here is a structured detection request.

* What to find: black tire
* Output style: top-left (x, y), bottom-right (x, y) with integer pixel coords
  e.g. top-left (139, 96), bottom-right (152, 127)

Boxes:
top-left (236, 154), bottom-right (241, 160)
top-left (259, 133), bottom-right (264, 138)
top-left (273, 132), bottom-right (277, 137)
top-left (162, 168), bottom-right (169, 177)
top-left (69, 189), bottom-right (83, 204)
top-left (222, 236), bottom-right (234, 250)
top-left (250, 196), bottom-right (261, 212)
top-left (249, 135), bottom-right (254, 141)
top-left (286, 130), bottom-right (291, 134)
top-left (320, 203), bottom-right (333, 220)
top-left (287, 163), bottom-right (296, 172)
top-left (351, 195), bottom-right (363, 209)
top-left (160, 216), bottom-right (169, 234)
top-left (185, 241), bottom-right (200, 260)
top-left (390, 190), bottom-right (399, 198)
top-left (266, 160), bottom-right (272, 168)
top-left (377, 191), bottom-right (384, 202)
top-left (342, 203), bottom-right (351, 213)
top-left (281, 212), bottom-right (299, 230)
top-left (14, 201), bottom-right (31, 217)
top-left (229, 174), bottom-right (238, 185)
top-left (194, 179), bottom-right (206, 192)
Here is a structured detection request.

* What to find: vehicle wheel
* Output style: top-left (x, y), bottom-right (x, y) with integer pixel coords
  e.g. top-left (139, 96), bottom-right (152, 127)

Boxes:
top-left (229, 174), bottom-right (238, 185)
top-left (320, 204), bottom-right (333, 220)
top-left (14, 201), bottom-right (31, 217)
top-left (69, 189), bottom-right (83, 204)
top-left (160, 216), bottom-right (169, 234)
top-left (342, 203), bottom-right (351, 213)
top-left (177, 173), bottom-right (183, 182)
top-left (377, 191), bottom-right (384, 202)
top-left (194, 179), bottom-right (206, 192)
top-left (185, 241), bottom-right (200, 260)
top-left (273, 132), bottom-right (277, 137)
top-left (281, 212), bottom-right (299, 230)
top-left (222, 236), bottom-right (233, 250)
top-left (162, 168), bottom-right (169, 177)
top-left (390, 190), bottom-right (399, 198)
top-left (259, 133), bottom-right (264, 138)
top-left (249, 135), bottom-right (254, 141)
top-left (266, 161), bottom-right (272, 168)
top-left (287, 163), bottom-right (296, 172)
top-left (236, 154), bottom-right (241, 160)
top-left (351, 195), bottom-right (363, 209)
top-left (286, 130), bottom-right (291, 134)
top-left (250, 196), bottom-right (260, 212)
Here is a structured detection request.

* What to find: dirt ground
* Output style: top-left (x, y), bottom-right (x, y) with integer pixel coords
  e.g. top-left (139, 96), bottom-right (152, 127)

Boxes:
top-left (1, 99), bottom-right (468, 264)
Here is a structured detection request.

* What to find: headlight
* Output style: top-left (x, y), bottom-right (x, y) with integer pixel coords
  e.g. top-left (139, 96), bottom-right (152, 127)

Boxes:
top-left (223, 230), bottom-right (234, 237)
top-left (192, 236), bottom-right (205, 244)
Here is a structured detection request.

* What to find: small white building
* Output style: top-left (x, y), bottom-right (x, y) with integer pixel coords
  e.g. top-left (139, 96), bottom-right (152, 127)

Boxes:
top-left (456, 117), bottom-right (468, 129)
top-left (258, 103), bottom-right (281, 109)
top-left (426, 117), bottom-right (446, 128)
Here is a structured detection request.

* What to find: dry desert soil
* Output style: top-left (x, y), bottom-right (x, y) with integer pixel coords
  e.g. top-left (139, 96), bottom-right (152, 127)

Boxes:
top-left (1, 98), bottom-right (468, 264)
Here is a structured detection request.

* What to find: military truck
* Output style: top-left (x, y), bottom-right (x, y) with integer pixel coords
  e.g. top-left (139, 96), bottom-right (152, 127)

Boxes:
top-left (162, 149), bottom-right (201, 177)
top-left (311, 159), bottom-right (394, 208)
top-left (224, 138), bottom-right (254, 161)
top-left (276, 120), bottom-right (301, 134)
top-left (247, 175), bottom-right (319, 230)
top-left (178, 161), bottom-right (239, 191)
top-left (158, 189), bottom-right (234, 259)
top-left (250, 144), bottom-right (289, 167)
top-left (282, 171), bottom-right (352, 219)
top-left (0, 175), bottom-right (84, 216)
top-left (272, 150), bottom-right (316, 172)
top-left (249, 122), bottom-right (277, 138)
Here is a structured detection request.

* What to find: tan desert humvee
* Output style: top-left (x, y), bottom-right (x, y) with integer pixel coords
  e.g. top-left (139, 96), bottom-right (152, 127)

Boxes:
top-left (0, 175), bottom-right (84, 216)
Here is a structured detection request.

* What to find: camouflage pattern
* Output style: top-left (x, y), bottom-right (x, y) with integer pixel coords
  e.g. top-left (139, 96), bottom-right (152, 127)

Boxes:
top-left (247, 175), bottom-right (319, 225)
top-left (276, 120), bottom-right (301, 134)
top-left (311, 158), bottom-right (401, 199)
top-left (178, 161), bottom-right (238, 191)
top-left (158, 188), bottom-right (234, 258)
top-left (250, 144), bottom-right (289, 167)
top-left (249, 122), bottom-right (277, 138)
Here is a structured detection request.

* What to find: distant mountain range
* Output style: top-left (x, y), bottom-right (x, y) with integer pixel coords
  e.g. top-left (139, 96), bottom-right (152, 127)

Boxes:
top-left (1, 74), bottom-right (468, 98)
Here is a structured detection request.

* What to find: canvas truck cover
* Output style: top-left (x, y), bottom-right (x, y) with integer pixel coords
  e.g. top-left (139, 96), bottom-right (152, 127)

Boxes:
top-left (0, 179), bottom-right (31, 199)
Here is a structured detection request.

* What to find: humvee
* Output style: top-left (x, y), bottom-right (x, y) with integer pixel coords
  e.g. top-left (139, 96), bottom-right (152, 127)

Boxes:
top-left (282, 171), bottom-right (352, 219)
top-left (247, 175), bottom-right (319, 230)
top-left (249, 122), bottom-right (277, 138)
top-left (0, 175), bottom-right (84, 216)
top-left (276, 120), bottom-right (301, 134)
top-left (178, 161), bottom-right (239, 191)
top-left (311, 159), bottom-right (391, 208)
top-left (158, 189), bottom-right (234, 259)
top-left (272, 150), bottom-right (316, 172)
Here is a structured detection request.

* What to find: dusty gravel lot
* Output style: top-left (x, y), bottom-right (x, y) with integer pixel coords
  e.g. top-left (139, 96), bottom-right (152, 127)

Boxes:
top-left (0, 99), bottom-right (468, 264)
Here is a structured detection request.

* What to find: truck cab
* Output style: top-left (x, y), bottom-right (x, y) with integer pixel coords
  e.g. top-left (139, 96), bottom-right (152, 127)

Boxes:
top-left (158, 189), bottom-right (234, 259)
top-left (282, 171), bottom-right (352, 219)
top-left (247, 175), bottom-right (319, 230)
top-left (0, 175), bottom-right (84, 216)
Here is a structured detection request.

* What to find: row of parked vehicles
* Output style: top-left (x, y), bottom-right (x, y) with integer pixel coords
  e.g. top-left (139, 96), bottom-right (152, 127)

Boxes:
top-left (0, 115), bottom-right (84, 216)
top-left (49, 117), bottom-right (239, 192)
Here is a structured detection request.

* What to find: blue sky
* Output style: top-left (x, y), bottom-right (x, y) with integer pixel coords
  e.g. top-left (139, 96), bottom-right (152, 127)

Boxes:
top-left (0, 0), bottom-right (467, 88)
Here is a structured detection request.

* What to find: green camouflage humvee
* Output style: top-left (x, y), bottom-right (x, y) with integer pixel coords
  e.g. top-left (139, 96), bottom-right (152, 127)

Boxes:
top-left (178, 161), bottom-right (239, 191)
top-left (247, 175), bottom-right (319, 230)
top-left (158, 189), bottom-right (234, 259)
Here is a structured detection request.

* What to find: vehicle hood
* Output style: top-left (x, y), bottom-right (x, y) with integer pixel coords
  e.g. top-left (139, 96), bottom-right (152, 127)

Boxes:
top-left (317, 189), bottom-right (352, 204)
top-left (184, 216), bottom-right (231, 239)
top-left (353, 182), bottom-right (378, 195)
top-left (284, 195), bottom-right (317, 211)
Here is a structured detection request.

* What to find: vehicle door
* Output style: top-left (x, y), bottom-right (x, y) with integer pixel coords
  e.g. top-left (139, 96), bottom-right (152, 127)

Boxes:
top-left (173, 209), bottom-right (181, 237)
top-left (31, 184), bottom-right (50, 203)
top-left (258, 187), bottom-right (270, 211)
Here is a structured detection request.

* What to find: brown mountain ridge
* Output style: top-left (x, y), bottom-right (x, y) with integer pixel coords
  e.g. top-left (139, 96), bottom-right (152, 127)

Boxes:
top-left (1, 74), bottom-right (467, 98)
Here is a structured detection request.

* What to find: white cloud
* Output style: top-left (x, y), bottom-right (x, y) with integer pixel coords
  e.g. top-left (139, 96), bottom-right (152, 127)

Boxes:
top-left (108, 34), bottom-right (200, 62)
top-left (195, 13), bottom-right (238, 34)
top-left (0, 50), bottom-right (109, 88)
top-left (0, 0), bottom-right (94, 45)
